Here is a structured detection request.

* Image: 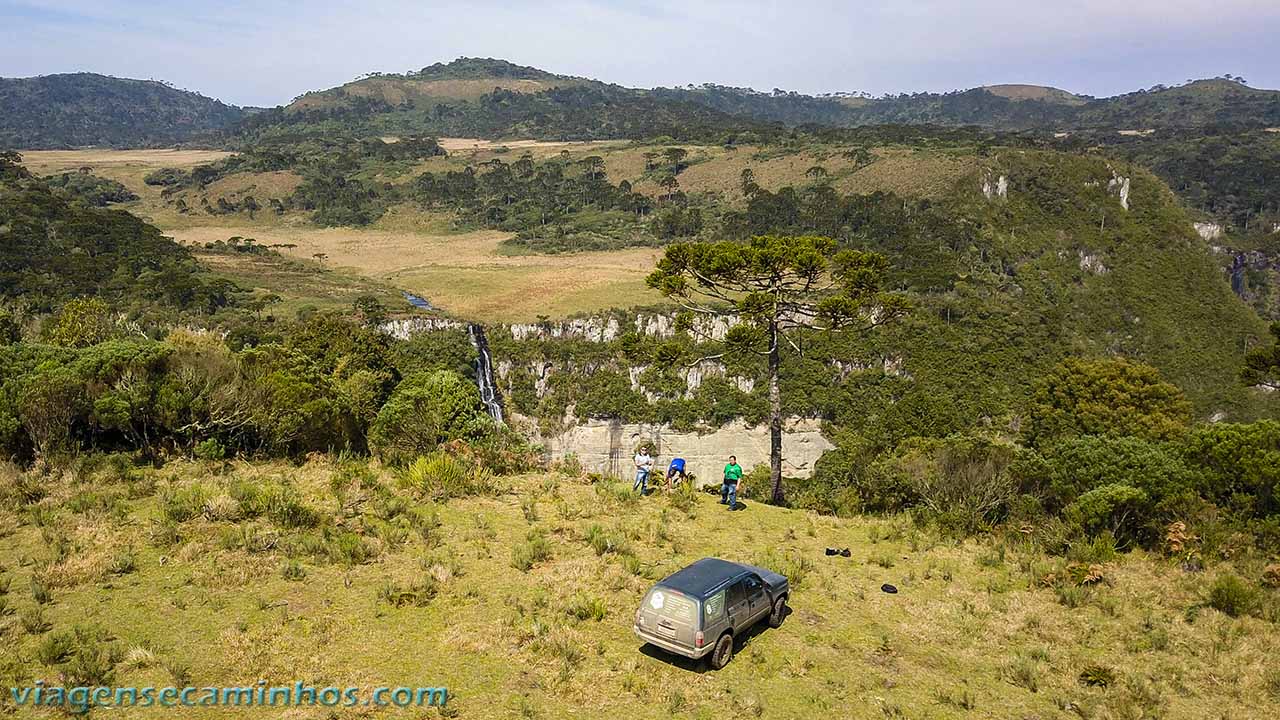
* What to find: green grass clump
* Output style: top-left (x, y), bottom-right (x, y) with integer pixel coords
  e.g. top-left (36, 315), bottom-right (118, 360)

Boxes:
top-left (584, 524), bottom-right (625, 556)
top-left (512, 530), bottom-right (552, 572)
top-left (109, 549), bottom-right (137, 575)
top-left (565, 594), bottom-right (608, 622)
top-left (281, 560), bottom-right (307, 582)
top-left (1079, 664), bottom-right (1117, 688)
top-left (20, 606), bottom-right (50, 634)
top-left (37, 629), bottom-right (75, 665)
top-left (379, 578), bottom-right (438, 607)
top-left (400, 452), bottom-right (499, 501)
top-left (158, 484), bottom-right (209, 523)
top-left (30, 576), bottom-right (51, 605)
top-left (754, 548), bottom-right (812, 587)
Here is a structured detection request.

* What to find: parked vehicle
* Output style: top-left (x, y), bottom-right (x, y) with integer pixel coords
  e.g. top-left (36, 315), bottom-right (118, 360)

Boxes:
top-left (633, 557), bottom-right (789, 669)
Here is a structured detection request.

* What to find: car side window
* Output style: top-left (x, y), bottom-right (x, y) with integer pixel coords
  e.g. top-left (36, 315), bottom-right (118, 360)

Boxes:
top-left (727, 580), bottom-right (746, 606)
top-left (704, 590), bottom-right (725, 620)
top-left (744, 575), bottom-right (762, 593)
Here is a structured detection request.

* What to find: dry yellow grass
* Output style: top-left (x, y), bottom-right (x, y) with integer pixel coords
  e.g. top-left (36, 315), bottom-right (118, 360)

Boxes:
top-left (1, 458), bottom-right (1277, 719)
top-left (17, 149), bottom-right (233, 176)
top-left (167, 221), bottom-right (662, 322)
top-left (12, 145), bottom-right (979, 322)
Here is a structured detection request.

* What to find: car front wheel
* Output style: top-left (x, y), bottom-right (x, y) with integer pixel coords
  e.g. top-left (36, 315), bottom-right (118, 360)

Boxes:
top-left (768, 596), bottom-right (787, 628)
top-left (709, 633), bottom-right (734, 670)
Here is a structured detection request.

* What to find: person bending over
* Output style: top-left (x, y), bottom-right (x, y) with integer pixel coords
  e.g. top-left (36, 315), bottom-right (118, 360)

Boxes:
top-left (665, 457), bottom-right (686, 491)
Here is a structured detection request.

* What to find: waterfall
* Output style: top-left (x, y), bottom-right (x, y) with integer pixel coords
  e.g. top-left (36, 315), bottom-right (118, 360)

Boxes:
top-left (468, 324), bottom-right (504, 424)
top-left (1230, 253), bottom-right (1246, 298)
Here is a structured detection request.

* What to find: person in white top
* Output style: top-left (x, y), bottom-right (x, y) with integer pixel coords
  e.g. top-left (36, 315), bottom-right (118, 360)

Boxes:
top-left (632, 445), bottom-right (655, 494)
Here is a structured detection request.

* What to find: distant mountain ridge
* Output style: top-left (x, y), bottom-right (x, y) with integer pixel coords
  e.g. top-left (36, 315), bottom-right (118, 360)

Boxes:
top-left (0, 72), bottom-right (246, 148)
top-left (248, 60), bottom-right (1280, 142)
top-left (5, 60), bottom-right (1280, 149)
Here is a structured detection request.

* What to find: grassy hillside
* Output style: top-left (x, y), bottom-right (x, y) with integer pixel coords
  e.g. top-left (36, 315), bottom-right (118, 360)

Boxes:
top-left (0, 457), bottom-right (1276, 719)
top-left (239, 59), bottom-right (781, 145)
top-left (0, 74), bottom-right (245, 149)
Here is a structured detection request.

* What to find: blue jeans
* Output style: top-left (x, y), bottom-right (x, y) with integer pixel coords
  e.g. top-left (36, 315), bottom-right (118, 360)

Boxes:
top-left (721, 481), bottom-right (738, 507)
top-left (634, 469), bottom-right (650, 492)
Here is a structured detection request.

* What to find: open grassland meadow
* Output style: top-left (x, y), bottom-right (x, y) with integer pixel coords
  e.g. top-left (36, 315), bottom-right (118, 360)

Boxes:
top-left (4, 21), bottom-right (1280, 720)
top-left (2, 458), bottom-right (1278, 719)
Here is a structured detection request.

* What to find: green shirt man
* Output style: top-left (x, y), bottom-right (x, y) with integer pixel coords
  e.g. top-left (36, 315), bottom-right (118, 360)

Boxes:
top-left (721, 455), bottom-right (744, 508)
top-left (723, 459), bottom-right (743, 484)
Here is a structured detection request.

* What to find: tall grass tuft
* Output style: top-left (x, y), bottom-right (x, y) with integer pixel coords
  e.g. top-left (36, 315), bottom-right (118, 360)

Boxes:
top-left (400, 452), bottom-right (499, 501)
top-left (512, 530), bottom-right (552, 572)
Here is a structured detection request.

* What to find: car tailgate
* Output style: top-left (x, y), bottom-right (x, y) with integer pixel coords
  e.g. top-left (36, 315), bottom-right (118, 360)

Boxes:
top-left (638, 586), bottom-right (698, 649)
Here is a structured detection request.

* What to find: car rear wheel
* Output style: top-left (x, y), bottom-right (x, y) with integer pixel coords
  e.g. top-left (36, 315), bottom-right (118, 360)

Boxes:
top-left (768, 596), bottom-right (787, 628)
top-left (709, 633), bottom-right (734, 670)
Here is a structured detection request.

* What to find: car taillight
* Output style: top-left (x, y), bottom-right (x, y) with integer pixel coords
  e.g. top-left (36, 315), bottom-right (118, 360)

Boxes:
top-left (635, 610), bottom-right (644, 626)
top-left (695, 631), bottom-right (704, 648)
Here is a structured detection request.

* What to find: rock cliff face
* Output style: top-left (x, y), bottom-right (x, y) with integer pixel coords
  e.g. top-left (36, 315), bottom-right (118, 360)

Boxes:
top-left (389, 311), bottom-right (841, 476)
top-left (529, 417), bottom-right (832, 484)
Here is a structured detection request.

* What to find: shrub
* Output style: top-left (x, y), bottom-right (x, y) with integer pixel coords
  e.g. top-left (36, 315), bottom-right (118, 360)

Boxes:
top-left (584, 524), bottom-right (623, 556)
top-left (1025, 357), bottom-right (1192, 447)
top-left (1065, 484), bottom-right (1149, 539)
top-left (37, 630), bottom-right (74, 665)
top-left (1206, 573), bottom-right (1261, 618)
top-left (900, 435), bottom-right (1018, 533)
top-left (263, 486), bottom-right (321, 529)
top-left (554, 454), bottom-right (584, 477)
top-left (370, 371), bottom-right (495, 464)
top-left (193, 438), bottom-right (226, 461)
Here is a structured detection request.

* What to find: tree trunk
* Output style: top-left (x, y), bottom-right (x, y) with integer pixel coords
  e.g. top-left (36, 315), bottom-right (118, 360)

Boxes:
top-left (769, 319), bottom-right (784, 505)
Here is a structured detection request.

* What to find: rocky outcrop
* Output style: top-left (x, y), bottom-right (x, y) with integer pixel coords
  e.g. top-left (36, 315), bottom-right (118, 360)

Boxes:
top-left (380, 316), bottom-right (464, 340)
top-left (981, 172), bottom-right (1008, 200)
top-left (509, 316), bottom-right (622, 342)
top-left (536, 417), bottom-right (833, 484)
top-left (1078, 250), bottom-right (1108, 275)
top-left (1194, 222), bottom-right (1224, 241)
top-left (1108, 172), bottom-right (1131, 211)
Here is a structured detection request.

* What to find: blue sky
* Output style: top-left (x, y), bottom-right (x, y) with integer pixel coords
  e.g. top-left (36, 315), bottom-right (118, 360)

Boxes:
top-left (2, 0), bottom-right (1278, 107)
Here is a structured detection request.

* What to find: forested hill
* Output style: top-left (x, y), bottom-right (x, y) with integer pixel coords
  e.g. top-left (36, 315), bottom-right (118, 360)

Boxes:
top-left (665, 78), bottom-right (1280, 131)
top-left (0, 73), bottom-right (246, 148)
top-left (237, 58), bottom-right (785, 144)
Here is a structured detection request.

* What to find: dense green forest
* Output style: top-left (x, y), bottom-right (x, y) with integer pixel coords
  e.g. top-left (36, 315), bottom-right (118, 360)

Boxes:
top-left (0, 152), bottom-right (240, 317)
top-left (0, 73), bottom-right (246, 148)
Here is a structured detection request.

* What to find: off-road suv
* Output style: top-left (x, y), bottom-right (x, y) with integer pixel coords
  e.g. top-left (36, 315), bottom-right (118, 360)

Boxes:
top-left (633, 557), bottom-right (789, 669)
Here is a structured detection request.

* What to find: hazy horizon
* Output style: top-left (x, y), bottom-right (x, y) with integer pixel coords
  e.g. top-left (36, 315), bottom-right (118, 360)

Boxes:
top-left (3, 0), bottom-right (1279, 107)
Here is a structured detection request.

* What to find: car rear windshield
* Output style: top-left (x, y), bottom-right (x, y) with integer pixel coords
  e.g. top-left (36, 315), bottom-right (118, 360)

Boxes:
top-left (647, 587), bottom-right (697, 623)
